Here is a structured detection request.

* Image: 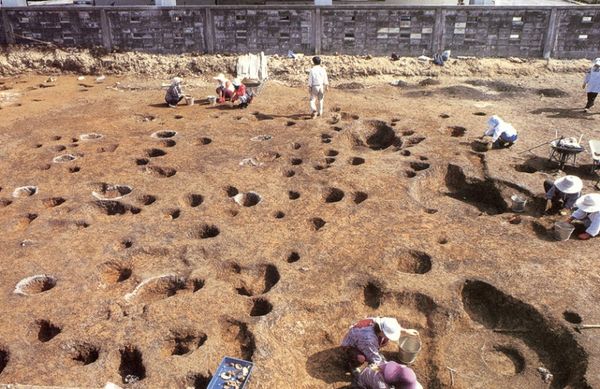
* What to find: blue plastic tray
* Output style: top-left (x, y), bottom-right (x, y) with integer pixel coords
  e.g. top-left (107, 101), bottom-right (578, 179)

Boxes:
top-left (207, 356), bottom-right (254, 389)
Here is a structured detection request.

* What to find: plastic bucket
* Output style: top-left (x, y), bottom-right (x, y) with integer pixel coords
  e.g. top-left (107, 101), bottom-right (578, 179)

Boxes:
top-left (510, 194), bottom-right (527, 213)
top-left (554, 221), bottom-right (575, 241)
top-left (398, 333), bottom-right (422, 365)
top-left (185, 96), bottom-right (195, 106)
top-left (207, 95), bottom-right (217, 105)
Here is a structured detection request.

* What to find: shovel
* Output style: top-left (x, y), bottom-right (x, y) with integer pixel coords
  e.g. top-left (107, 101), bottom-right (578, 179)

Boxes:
top-left (574, 324), bottom-right (600, 333)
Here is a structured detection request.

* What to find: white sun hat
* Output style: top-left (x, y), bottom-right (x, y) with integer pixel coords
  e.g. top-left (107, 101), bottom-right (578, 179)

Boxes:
top-left (377, 317), bottom-right (401, 342)
top-left (487, 115), bottom-right (501, 129)
top-left (213, 73), bottom-right (227, 82)
top-left (593, 58), bottom-right (600, 66)
top-left (232, 78), bottom-right (242, 87)
top-left (575, 193), bottom-right (600, 213)
top-left (171, 77), bottom-right (182, 85)
top-left (554, 175), bottom-right (583, 194)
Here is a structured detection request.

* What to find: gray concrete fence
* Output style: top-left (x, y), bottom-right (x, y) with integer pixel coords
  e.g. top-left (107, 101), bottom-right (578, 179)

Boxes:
top-left (1, 5), bottom-right (599, 58)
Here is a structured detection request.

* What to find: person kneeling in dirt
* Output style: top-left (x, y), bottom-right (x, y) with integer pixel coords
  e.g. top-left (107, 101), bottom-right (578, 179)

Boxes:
top-left (481, 115), bottom-right (518, 149)
top-left (544, 175), bottom-right (582, 215)
top-left (355, 361), bottom-right (423, 389)
top-left (214, 73), bottom-right (234, 103)
top-left (231, 78), bottom-right (253, 109)
top-left (568, 193), bottom-right (600, 240)
top-left (341, 317), bottom-right (416, 371)
top-left (165, 77), bottom-right (186, 108)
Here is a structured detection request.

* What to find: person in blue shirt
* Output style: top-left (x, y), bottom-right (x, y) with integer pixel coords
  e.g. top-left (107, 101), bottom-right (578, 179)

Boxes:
top-left (165, 77), bottom-right (185, 108)
top-left (543, 175), bottom-right (582, 215)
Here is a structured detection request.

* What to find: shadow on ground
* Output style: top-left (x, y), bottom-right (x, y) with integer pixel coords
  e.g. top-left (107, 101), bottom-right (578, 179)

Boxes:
top-left (306, 346), bottom-right (351, 385)
top-left (530, 107), bottom-right (599, 120)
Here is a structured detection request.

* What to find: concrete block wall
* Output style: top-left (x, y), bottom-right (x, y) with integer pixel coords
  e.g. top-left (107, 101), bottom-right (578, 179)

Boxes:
top-left (0, 12), bottom-right (7, 45)
top-left (321, 8), bottom-right (436, 56)
top-left (107, 9), bottom-right (207, 52)
top-left (212, 8), bottom-right (312, 54)
top-left (0, 6), bottom-right (600, 59)
top-left (443, 9), bottom-right (550, 57)
top-left (3, 9), bottom-right (104, 47)
top-left (555, 8), bottom-right (600, 58)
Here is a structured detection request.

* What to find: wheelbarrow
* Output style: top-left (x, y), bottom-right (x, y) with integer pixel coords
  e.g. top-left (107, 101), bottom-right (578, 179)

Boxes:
top-left (549, 139), bottom-right (585, 170)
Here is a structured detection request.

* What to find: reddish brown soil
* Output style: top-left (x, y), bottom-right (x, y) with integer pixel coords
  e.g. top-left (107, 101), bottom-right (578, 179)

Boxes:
top-left (0, 66), bottom-right (599, 389)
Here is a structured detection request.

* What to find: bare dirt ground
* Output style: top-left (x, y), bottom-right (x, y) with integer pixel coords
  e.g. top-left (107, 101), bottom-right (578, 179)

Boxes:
top-left (0, 48), bottom-right (599, 389)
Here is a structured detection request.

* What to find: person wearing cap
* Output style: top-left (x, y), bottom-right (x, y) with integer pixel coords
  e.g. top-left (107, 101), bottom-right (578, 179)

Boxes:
top-left (543, 175), bottom-right (582, 215)
top-left (583, 58), bottom-right (600, 112)
top-left (230, 78), bottom-right (253, 109)
top-left (481, 115), bottom-right (518, 149)
top-left (341, 317), bottom-right (416, 369)
top-left (165, 77), bottom-right (186, 108)
top-left (568, 193), bottom-right (600, 240)
top-left (308, 56), bottom-right (329, 119)
top-left (214, 73), bottom-right (234, 103)
top-left (356, 361), bottom-right (423, 389)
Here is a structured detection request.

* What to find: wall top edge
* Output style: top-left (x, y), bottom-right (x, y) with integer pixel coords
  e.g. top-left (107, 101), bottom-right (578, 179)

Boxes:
top-left (1, 5), bottom-right (599, 11)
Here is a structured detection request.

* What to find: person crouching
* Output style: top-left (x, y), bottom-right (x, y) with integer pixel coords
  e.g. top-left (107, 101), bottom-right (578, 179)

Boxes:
top-left (481, 115), bottom-right (518, 149)
top-left (165, 77), bottom-right (185, 108)
top-left (356, 362), bottom-right (423, 389)
top-left (214, 73), bottom-right (234, 104)
top-left (231, 78), bottom-right (253, 109)
top-left (568, 193), bottom-right (600, 240)
top-left (543, 175), bottom-right (582, 215)
top-left (341, 317), bottom-right (416, 371)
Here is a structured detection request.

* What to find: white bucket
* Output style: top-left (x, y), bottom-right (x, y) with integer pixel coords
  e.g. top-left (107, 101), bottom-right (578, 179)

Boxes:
top-left (554, 221), bottom-right (575, 241)
top-left (510, 194), bottom-right (527, 213)
top-left (207, 95), bottom-right (217, 105)
top-left (398, 332), bottom-right (422, 365)
top-left (185, 96), bottom-right (195, 106)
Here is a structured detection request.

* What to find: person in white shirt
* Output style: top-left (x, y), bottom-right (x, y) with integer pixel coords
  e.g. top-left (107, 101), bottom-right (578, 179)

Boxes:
top-left (308, 56), bottom-right (329, 119)
top-left (568, 193), bottom-right (600, 240)
top-left (481, 115), bottom-right (518, 149)
top-left (583, 58), bottom-right (600, 112)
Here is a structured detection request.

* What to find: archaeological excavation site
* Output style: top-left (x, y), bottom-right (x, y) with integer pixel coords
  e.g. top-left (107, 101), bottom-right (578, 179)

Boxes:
top-left (1, 45), bottom-right (600, 388)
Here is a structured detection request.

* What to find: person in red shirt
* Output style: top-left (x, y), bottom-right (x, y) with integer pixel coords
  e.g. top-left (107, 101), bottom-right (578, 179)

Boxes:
top-left (231, 78), bottom-right (253, 109)
top-left (214, 73), bottom-right (234, 103)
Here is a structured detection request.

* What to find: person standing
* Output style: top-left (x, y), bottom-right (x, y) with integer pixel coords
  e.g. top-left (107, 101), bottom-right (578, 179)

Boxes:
top-left (308, 56), bottom-right (329, 119)
top-left (583, 58), bottom-right (600, 112)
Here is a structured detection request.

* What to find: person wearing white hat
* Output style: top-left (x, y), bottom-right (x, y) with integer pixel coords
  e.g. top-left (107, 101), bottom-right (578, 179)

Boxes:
top-left (543, 175), bottom-right (583, 215)
top-left (230, 78), bottom-right (253, 109)
top-left (214, 73), bottom-right (234, 103)
top-left (583, 58), bottom-right (600, 112)
top-left (341, 317), bottom-right (417, 370)
top-left (568, 193), bottom-right (600, 240)
top-left (165, 77), bottom-right (185, 108)
top-left (481, 115), bottom-right (518, 149)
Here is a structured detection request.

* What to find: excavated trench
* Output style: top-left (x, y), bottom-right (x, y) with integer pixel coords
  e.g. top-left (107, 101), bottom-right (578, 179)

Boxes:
top-left (461, 280), bottom-right (589, 389)
top-left (445, 164), bottom-right (508, 215)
